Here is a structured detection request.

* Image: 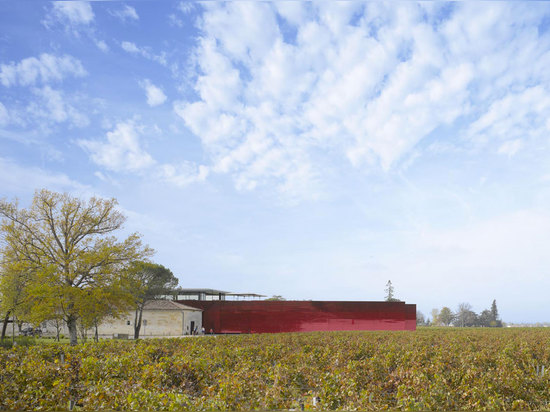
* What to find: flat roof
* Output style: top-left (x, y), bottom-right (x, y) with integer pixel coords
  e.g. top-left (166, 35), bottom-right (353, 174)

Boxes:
top-left (226, 293), bottom-right (267, 298)
top-left (175, 288), bottom-right (230, 295)
top-left (143, 300), bottom-right (202, 311)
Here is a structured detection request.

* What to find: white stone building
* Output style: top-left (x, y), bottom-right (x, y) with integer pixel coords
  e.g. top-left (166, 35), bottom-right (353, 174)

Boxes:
top-left (31, 300), bottom-right (203, 339)
top-left (98, 300), bottom-right (203, 337)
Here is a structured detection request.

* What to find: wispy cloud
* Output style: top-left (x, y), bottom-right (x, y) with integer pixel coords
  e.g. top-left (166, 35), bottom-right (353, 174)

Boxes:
top-left (109, 5), bottom-right (139, 23)
top-left (43, 1), bottom-right (94, 32)
top-left (468, 86), bottom-right (550, 149)
top-left (95, 40), bottom-right (109, 53)
top-left (28, 86), bottom-right (89, 127)
top-left (173, 2), bottom-right (550, 199)
top-left (159, 162), bottom-right (209, 187)
top-left (0, 54), bottom-right (86, 87)
top-left (120, 41), bottom-right (167, 66)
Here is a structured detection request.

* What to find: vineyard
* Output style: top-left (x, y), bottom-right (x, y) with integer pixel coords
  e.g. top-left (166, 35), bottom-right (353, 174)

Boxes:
top-left (1, 328), bottom-right (549, 410)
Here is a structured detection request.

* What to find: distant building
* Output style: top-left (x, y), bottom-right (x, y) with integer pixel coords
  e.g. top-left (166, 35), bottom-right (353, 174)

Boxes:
top-left (176, 289), bottom-right (416, 333)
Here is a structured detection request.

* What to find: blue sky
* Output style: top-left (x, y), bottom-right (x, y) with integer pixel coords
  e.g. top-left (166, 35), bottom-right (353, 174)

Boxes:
top-left (2, 1), bottom-right (550, 322)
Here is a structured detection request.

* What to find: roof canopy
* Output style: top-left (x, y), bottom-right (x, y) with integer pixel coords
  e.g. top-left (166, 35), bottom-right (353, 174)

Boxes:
top-left (226, 293), bottom-right (266, 298)
top-left (143, 300), bottom-right (202, 311)
top-left (175, 288), bottom-right (230, 295)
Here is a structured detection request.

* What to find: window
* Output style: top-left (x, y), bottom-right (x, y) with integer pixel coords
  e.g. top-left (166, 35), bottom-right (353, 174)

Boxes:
top-left (143, 320), bottom-right (147, 326)
top-left (126, 320), bottom-right (131, 326)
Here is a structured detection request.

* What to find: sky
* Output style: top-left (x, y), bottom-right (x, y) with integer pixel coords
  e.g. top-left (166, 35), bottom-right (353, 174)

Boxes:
top-left (1, 1), bottom-right (550, 323)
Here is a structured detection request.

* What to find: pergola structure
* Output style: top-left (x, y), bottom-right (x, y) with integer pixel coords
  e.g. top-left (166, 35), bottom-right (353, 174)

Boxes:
top-left (170, 288), bottom-right (266, 301)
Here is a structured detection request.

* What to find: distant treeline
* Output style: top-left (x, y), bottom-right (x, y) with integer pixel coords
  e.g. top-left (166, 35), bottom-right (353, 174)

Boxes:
top-left (417, 300), bottom-right (503, 327)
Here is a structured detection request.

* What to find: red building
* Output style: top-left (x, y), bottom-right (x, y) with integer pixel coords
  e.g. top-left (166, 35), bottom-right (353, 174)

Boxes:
top-left (175, 290), bottom-right (416, 333)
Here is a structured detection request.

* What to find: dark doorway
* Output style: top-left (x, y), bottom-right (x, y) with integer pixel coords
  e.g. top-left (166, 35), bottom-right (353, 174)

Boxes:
top-left (190, 321), bottom-right (195, 335)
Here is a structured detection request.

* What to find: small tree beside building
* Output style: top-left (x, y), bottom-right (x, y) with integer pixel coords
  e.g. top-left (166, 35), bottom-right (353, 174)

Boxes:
top-left (127, 261), bottom-right (179, 339)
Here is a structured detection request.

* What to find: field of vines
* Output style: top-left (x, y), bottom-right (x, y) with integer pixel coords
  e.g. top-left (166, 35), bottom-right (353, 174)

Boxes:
top-left (1, 328), bottom-right (549, 411)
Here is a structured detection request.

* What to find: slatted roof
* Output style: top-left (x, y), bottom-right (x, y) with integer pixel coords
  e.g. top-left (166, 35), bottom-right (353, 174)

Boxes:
top-left (143, 300), bottom-right (202, 311)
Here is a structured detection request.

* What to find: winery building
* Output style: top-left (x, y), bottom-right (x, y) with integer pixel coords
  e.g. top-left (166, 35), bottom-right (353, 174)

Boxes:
top-left (175, 289), bottom-right (416, 333)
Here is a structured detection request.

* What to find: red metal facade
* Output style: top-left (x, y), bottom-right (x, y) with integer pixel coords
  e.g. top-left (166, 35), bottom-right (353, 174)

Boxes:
top-left (178, 300), bottom-right (416, 333)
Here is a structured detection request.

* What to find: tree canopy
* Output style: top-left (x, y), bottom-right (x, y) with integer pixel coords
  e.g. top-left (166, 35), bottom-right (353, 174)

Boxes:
top-left (0, 189), bottom-right (153, 344)
top-left (127, 261), bottom-right (178, 339)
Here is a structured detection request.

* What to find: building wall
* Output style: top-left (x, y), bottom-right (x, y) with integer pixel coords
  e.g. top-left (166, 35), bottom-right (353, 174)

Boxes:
top-left (178, 300), bottom-right (416, 333)
top-left (99, 309), bottom-right (202, 336)
top-left (181, 310), bottom-right (203, 335)
top-left (34, 309), bottom-right (203, 338)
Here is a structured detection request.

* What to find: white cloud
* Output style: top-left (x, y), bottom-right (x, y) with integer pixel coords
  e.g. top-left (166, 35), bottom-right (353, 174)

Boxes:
top-left (468, 86), bottom-right (550, 146)
top-left (120, 41), bottom-right (167, 66)
top-left (110, 5), bottom-right (139, 22)
top-left (121, 41), bottom-right (140, 53)
top-left (0, 54), bottom-right (86, 87)
top-left (178, 2), bottom-right (195, 14)
top-left (78, 119), bottom-right (209, 188)
top-left (169, 2), bottom-right (194, 27)
top-left (139, 79), bottom-right (167, 107)
top-left (173, 2), bottom-right (550, 199)
top-left (78, 120), bottom-right (155, 172)
top-left (28, 86), bottom-right (89, 127)
top-left (160, 162), bottom-right (209, 186)
top-left (95, 40), bottom-right (109, 52)
top-left (44, 1), bottom-right (94, 29)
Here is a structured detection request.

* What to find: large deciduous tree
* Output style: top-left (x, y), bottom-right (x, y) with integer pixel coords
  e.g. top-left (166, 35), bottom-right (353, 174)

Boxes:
top-left (0, 189), bottom-right (153, 345)
top-left (127, 261), bottom-right (178, 339)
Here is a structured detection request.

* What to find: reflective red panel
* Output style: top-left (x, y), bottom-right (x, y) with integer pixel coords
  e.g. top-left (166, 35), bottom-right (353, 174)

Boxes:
top-left (178, 301), bottom-right (416, 333)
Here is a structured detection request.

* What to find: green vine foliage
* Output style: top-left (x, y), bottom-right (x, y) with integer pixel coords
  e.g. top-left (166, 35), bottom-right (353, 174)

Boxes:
top-left (1, 328), bottom-right (549, 410)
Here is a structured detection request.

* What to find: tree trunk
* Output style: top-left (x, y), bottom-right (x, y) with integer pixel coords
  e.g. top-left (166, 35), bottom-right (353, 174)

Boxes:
top-left (55, 319), bottom-right (60, 342)
top-left (67, 316), bottom-right (78, 346)
top-left (78, 323), bottom-right (87, 343)
top-left (1, 311), bottom-right (11, 342)
top-left (94, 321), bottom-right (98, 343)
top-left (133, 306), bottom-right (143, 340)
